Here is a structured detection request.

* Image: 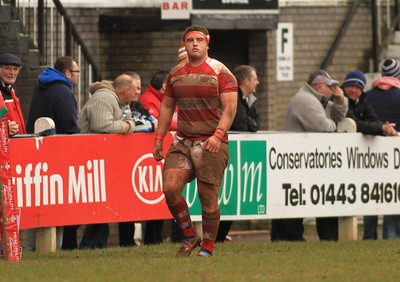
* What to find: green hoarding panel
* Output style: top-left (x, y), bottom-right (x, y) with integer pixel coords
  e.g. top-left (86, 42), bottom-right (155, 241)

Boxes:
top-left (239, 141), bottom-right (267, 215)
top-left (184, 140), bottom-right (267, 217)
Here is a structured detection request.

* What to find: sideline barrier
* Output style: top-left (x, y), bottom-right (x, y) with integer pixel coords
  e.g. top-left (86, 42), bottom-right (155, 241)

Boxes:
top-left (0, 115), bottom-right (21, 261)
top-left (9, 128), bottom-right (400, 250)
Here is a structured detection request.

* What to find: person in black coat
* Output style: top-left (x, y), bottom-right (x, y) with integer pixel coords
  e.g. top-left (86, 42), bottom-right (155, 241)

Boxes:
top-left (366, 59), bottom-right (400, 240)
top-left (343, 70), bottom-right (396, 136)
top-left (216, 65), bottom-right (260, 243)
top-left (27, 56), bottom-right (80, 135)
top-left (343, 69), bottom-right (397, 242)
top-left (229, 67), bottom-right (260, 132)
top-left (26, 56), bottom-right (81, 250)
top-left (366, 59), bottom-right (400, 132)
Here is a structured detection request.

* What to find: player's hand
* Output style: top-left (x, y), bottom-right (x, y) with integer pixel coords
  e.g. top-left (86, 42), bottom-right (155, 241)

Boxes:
top-left (7, 120), bottom-right (19, 136)
top-left (153, 142), bottom-right (164, 161)
top-left (203, 135), bottom-right (221, 154)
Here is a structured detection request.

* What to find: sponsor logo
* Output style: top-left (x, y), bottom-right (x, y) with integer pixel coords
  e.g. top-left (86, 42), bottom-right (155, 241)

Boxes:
top-left (131, 153), bottom-right (164, 205)
top-left (14, 159), bottom-right (106, 207)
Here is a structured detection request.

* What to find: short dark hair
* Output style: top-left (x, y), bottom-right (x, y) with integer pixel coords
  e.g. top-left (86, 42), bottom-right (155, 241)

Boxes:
top-left (150, 70), bottom-right (169, 90)
top-left (233, 65), bottom-right (256, 85)
top-left (54, 56), bottom-right (74, 73)
top-left (182, 25), bottom-right (210, 42)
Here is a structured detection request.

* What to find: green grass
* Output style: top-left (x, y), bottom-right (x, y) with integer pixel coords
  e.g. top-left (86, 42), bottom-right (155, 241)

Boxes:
top-left (1, 240), bottom-right (400, 282)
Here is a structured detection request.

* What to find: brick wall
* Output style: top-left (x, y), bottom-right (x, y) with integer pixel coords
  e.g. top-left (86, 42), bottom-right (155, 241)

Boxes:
top-left (249, 31), bottom-right (269, 130)
top-left (267, 5), bottom-right (372, 130)
top-left (2, 4), bottom-right (374, 131)
top-left (65, 5), bottom-right (372, 131)
top-left (0, 5), bottom-right (41, 124)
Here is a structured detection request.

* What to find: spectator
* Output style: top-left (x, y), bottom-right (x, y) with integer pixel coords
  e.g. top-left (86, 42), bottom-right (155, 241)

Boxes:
top-left (118, 71), bottom-right (156, 247)
top-left (127, 71), bottom-right (157, 133)
top-left (153, 25), bottom-right (238, 257)
top-left (128, 71), bottom-right (144, 120)
top-left (139, 70), bottom-right (177, 131)
top-left (230, 65), bottom-right (260, 132)
top-left (272, 69), bottom-right (348, 242)
top-left (27, 56), bottom-right (80, 134)
top-left (216, 65), bottom-right (260, 243)
top-left (342, 70), bottom-right (396, 136)
top-left (367, 59), bottom-right (400, 130)
top-left (77, 74), bottom-right (137, 249)
top-left (0, 53), bottom-right (26, 136)
top-left (26, 56), bottom-right (81, 250)
top-left (365, 59), bottom-right (400, 239)
top-left (138, 70), bottom-right (173, 245)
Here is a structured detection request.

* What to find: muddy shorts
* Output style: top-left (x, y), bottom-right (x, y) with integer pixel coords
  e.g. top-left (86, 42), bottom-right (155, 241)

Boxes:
top-left (163, 136), bottom-right (229, 186)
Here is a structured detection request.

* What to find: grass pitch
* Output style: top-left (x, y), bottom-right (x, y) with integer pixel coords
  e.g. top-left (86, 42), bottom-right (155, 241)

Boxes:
top-left (1, 240), bottom-right (399, 281)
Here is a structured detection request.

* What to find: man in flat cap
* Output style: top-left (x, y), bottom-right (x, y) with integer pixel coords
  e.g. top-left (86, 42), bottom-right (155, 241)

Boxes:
top-left (272, 69), bottom-right (348, 242)
top-left (0, 53), bottom-right (26, 135)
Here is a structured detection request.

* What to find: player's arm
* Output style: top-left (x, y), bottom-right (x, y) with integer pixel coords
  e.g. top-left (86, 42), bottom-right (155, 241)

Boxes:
top-left (218, 91), bottom-right (238, 133)
top-left (153, 95), bottom-right (176, 161)
top-left (203, 91), bottom-right (237, 153)
top-left (156, 95), bottom-right (176, 136)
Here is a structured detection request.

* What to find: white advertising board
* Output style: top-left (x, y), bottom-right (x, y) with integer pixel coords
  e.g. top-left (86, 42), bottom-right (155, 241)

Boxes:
top-left (261, 132), bottom-right (400, 218)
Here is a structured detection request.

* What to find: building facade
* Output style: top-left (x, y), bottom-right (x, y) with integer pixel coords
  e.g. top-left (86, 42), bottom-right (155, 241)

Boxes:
top-left (2, 0), bottom-right (376, 131)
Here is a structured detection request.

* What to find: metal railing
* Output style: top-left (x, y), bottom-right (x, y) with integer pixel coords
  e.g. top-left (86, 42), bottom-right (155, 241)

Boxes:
top-left (6, 0), bottom-right (400, 90)
top-left (320, 0), bottom-right (361, 70)
top-left (8, 0), bottom-right (102, 109)
top-left (372, 0), bottom-right (400, 72)
top-left (319, 0), bottom-right (399, 72)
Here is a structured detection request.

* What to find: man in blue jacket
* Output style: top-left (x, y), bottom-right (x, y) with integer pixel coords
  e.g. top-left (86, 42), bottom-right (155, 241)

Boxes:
top-left (26, 56), bottom-right (80, 250)
top-left (27, 56), bottom-right (80, 134)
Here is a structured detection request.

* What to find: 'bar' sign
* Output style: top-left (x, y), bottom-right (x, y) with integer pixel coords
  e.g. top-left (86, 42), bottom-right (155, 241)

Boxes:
top-left (161, 0), bottom-right (191, 20)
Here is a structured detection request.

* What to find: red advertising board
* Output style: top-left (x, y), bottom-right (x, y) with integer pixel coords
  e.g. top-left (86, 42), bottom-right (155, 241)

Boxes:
top-left (9, 132), bottom-right (174, 229)
top-left (1, 115), bottom-right (22, 261)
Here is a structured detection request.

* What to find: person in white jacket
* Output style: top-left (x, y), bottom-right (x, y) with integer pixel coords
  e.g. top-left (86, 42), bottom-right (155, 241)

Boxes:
top-left (272, 69), bottom-right (348, 242)
top-left (78, 74), bottom-right (136, 134)
top-left (282, 69), bottom-right (348, 132)
top-left (77, 74), bottom-right (138, 249)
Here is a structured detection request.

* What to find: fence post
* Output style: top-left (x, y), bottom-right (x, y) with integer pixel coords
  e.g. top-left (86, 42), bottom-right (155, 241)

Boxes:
top-left (337, 118), bottom-right (358, 240)
top-left (34, 118), bottom-right (58, 252)
top-left (338, 217), bottom-right (358, 240)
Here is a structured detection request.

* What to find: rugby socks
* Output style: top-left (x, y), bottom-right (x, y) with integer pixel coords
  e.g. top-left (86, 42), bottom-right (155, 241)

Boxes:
top-left (168, 196), bottom-right (197, 237)
top-left (201, 209), bottom-right (220, 254)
